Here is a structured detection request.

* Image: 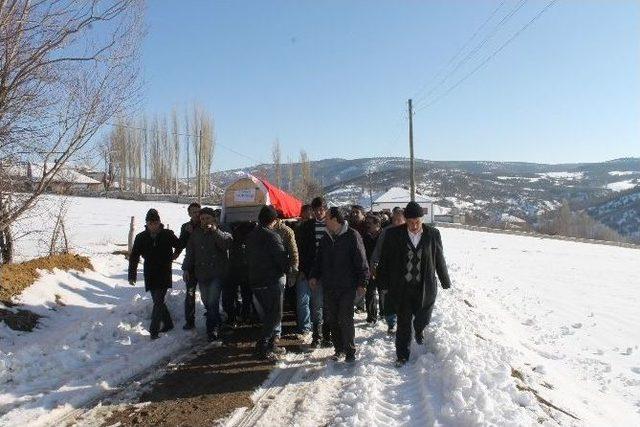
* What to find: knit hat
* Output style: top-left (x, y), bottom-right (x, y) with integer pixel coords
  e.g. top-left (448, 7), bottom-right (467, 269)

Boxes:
top-left (404, 202), bottom-right (424, 219)
top-left (200, 207), bottom-right (216, 218)
top-left (145, 208), bottom-right (160, 222)
top-left (258, 205), bottom-right (278, 226)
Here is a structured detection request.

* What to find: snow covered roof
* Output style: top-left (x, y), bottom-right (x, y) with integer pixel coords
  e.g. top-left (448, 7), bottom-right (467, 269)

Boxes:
top-left (29, 163), bottom-right (101, 184)
top-left (500, 213), bottom-right (526, 223)
top-left (363, 187), bottom-right (437, 210)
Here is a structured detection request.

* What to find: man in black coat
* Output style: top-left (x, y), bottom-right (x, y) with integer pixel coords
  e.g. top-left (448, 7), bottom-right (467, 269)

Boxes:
top-left (173, 202), bottom-right (201, 330)
top-left (310, 207), bottom-right (369, 363)
top-left (246, 206), bottom-right (289, 360)
top-left (377, 202), bottom-right (452, 366)
top-left (128, 209), bottom-right (180, 340)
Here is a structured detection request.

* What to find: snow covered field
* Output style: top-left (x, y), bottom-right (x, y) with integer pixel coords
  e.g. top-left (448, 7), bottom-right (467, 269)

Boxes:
top-left (1, 195), bottom-right (639, 426)
top-left (227, 229), bottom-right (640, 426)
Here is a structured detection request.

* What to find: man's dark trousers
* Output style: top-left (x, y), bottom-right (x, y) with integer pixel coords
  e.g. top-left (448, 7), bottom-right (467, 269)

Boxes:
top-left (252, 277), bottom-right (285, 353)
top-left (324, 287), bottom-right (357, 357)
top-left (395, 293), bottom-right (434, 360)
top-left (184, 277), bottom-right (198, 326)
top-left (365, 279), bottom-right (379, 322)
top-left (150, 287), bottom-right (173, 335)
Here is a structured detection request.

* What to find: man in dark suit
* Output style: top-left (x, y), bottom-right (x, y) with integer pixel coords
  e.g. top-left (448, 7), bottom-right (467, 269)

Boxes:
top-left (377, 202), bottom-right (452, 367)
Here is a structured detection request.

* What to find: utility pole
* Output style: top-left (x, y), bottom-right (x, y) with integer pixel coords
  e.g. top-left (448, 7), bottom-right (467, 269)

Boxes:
top-left (408, 98), bottom-right (415, 202)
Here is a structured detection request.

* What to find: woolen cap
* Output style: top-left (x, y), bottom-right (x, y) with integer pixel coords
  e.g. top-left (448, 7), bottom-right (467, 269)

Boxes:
top-left (145, 209), bottom-right (160, 222)
top-left (200, 207), bottom-right (216, 218)
top-left (258, 205), bottom-right (279, 226)
top-left (404, 202), bottom-right (424, 219)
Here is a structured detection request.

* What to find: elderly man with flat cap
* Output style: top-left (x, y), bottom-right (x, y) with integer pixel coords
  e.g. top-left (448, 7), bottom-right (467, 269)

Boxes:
top-left (377, 201), bottom-right (452, 367)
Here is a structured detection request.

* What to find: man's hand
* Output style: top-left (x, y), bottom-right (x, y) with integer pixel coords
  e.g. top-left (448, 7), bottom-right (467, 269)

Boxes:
top-left (128, 280), bottom-right (136, 286)
top-left (356, 286), bottom-right (366, 298)
top-left (183, 271), bottom-right (190, 283)
top-left (309, 278), bottom-right (318, 290)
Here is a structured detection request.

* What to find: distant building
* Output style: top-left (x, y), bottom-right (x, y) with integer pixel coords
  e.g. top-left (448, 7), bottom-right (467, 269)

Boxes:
top-left (361, 187), bottom-right (441, 224)
top-left (5, 162), bottom-right (103, 194)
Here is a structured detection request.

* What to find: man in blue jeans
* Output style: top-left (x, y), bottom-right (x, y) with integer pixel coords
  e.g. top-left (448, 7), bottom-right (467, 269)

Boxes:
top-left (182, 207), bottom-right (233, 342)
top-left (246, 206), bottom-right (289, 360)
top-left (296, 197), bottom-right (331, 347)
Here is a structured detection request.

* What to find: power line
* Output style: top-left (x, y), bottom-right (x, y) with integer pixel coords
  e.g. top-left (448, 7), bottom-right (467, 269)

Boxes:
top-left (411, 0), bottom-right (507, 106)
top-left (415, 0), bottom-right (560, 114)
top-left (413, 0), bottom-right (529, 111)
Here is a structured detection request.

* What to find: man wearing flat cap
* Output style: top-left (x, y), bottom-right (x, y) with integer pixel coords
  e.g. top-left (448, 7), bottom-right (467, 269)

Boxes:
top-left (377, 201), bottom-right (452, 367)
top-left (128, 209), bottom-right (180, 340)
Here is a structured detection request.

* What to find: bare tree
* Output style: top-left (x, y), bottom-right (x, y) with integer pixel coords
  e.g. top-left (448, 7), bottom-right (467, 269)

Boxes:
top-left (286, 156), bottom-right (294, 192)
top-left (171, 108), bottom-right (180, 195)
top-left (295, 150), bottom-right (322, 202)
top-left (0, 0), bottom-right (144, 245)
top-left (272, 139), bottom-right (281, 187)
top-left (189, 104), bottom-right (214, 200)
top-left (184, 109), bottom-right (191, 195)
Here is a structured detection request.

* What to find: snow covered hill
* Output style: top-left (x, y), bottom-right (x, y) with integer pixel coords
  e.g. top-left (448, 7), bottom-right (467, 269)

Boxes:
top-left (211, 157), bottom-right (640, 239)
top-left (1, 195), bottom-right (639, 426)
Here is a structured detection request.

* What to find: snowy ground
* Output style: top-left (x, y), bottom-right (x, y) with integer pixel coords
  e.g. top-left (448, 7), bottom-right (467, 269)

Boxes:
top-left (1, 196), bottom-right (205, 426)
top-left (225, 228), bottom-right (640, 426)
top-left (1, 195), bottom-right (639, 426)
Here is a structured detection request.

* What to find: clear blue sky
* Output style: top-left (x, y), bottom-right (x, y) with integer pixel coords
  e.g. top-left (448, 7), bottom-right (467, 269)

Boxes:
top-left (141, 0), bottom-right (640, 171)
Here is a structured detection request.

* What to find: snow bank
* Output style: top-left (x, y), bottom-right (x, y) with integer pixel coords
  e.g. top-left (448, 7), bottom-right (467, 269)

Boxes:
top-left (0, 252), bottom-right (204, 426)
top-left (235, 228), bottom-right (640, 426)
top-left (0, 253), bottom-right (203, 426)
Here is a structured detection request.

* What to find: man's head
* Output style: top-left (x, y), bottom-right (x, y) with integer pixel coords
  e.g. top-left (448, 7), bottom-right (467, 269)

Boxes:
top-left (187, 202), bottom-right (201, 222)
top-left (311, 197), bottom-right (327, 221)
top-left (258, 205), bottom-right (279, 228)
top-left (300, 204), bottom-right (313, 221)
top-left (404, 202), bottom-right (423, 234)
top-left (365, 213), bottom-right (381, 234)
top-left (325, 206), bottom-right (346, 235)
top-left (199, 207), bottom-right (217, 229)
top-left (350, 205), bottom-right (365, 223)
top-left (391, 207), bottom-right (405, 226)
top-left (145, 209), bottom-right (162, 233)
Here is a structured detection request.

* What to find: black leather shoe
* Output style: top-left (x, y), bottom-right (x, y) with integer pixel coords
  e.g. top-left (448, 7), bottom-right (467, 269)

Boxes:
top-left (331, 352), bottom-right (345, 361)
top-left (395, 358), bottom-right (408, 367)
top-left (321, 339), bottom-right (333, 348)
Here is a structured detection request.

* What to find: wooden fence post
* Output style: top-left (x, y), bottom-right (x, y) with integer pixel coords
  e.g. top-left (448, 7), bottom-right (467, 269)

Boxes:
top-left (128, 216), bottom-right (135, 255)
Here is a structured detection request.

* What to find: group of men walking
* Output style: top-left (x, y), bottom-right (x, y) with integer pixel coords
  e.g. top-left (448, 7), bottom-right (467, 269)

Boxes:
top-left (127, 196), bottom-right (452, 367)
